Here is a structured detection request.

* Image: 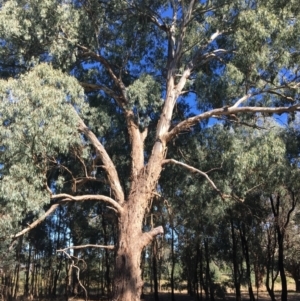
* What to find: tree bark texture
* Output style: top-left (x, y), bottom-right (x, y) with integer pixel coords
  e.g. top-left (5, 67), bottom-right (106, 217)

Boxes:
top-left (111, 194), bottom-right (163, 301)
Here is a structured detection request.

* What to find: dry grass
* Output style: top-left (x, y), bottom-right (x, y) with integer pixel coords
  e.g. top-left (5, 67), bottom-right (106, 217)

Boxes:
top-left (144, 291), bottom-right (300, 301)
top-left (144, 279), bottom-right (298, 301)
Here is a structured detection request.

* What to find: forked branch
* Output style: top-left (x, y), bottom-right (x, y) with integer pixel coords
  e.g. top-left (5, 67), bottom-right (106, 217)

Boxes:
top-left (57, 250), bottom-right (88, 301)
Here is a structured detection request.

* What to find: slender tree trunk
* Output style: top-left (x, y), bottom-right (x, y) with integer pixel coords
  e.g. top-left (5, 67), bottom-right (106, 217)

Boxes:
top-left (102, 218), bottom-right (111, 295)
top-left (13, 264), bottom-right (20, 299)
top-left (13, 238), bottom-right (22, 300)
top-left (290, 266), bottom-right (300, 292)
top-left (198, 245), bottom-right (205, 301)
top-left (24, 244), bottom-right (32, 297)
top-left (265, 227), bottom-right (278, 301)
top-left (152, 239), bottom-right (159, 301)
top-left (269, 194), bottom-right (296, 301)
top-left (30, 251), bottom-right (35, 298)
top-left (295, 278), bottom-right (300, 292)
top-left (195, 245), bottom-right (200, 301)
top-left (239, 223), bottom-right (255, 301)
top-left (230, 219), bottom-right (241, 301)
top-left (53, 208), bottom-right (63, 297)
top-left (170, 226), bottom-right (175, 301)
top-left (204, 240), bottom-right (214, 301)
top-left (276, 228), bottom-right (287, 301)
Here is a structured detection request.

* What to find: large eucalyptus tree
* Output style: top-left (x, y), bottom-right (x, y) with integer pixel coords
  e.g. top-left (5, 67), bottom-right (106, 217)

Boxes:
top-left (1, 1), bottom-right (300, 300)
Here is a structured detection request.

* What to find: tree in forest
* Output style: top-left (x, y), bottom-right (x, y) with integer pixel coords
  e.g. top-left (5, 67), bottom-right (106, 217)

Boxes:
top-left (1, 1), bottom-right (300, 300)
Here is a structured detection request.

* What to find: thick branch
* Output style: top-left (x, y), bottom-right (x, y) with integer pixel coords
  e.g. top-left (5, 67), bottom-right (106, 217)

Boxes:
top-left (232, 94), bottom-right (251, 108)
top-left (124, 110), bottom-right (145, 178)
top-left (11, 204), bottom-right (60, 239)
top-left (11, 193), bottom-right (122, 242)
top-left (283, 191), bottom-right (297, 230)
top-left (166, 104), bottom-right (300, 142)
top-left (57, 244), bottom-right (115, 252)
top-left (140, 226), bottom-right (164, 249)
top-left (78, 118), bottom-right (125, 204)
top-left (52, 193), bottom-right (124, 214)
top-left (77, 48), bottom-right (144, 181)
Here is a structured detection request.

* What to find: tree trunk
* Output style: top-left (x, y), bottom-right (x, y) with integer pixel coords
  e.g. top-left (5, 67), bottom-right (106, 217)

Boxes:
top-left (290, 266), bottom-right (300, 292)
top-left (111, 199), bottom-right (163, 301)
top-left (152, 239), bottom-right (159, 301)
top-left (230, 219), bottom-right (241, 301)
top-left (199, 245), bottom-right (206, 301)
top-left (239, 223), bottom-right (255, 301)
top-left (24, 244), bottom-right (32, 297)
top-left (269, 194), bottom-right (296, 301)
top-left (194, 245), bottom-right (200, 300)
top-left (204, 239), bottom-right (214, 301)
top-left (102, 216), bottom-right (111, 295)
top-left (276, 228), bottom-right (287, 301)
top-left (13, 238), bottom-right (22, 300)
top-left (295, 277), bottom-right (300, 292)
top-left (170, 226), bottom-right (175, 301)
top-left (265, 227), bottom-right (278, 301)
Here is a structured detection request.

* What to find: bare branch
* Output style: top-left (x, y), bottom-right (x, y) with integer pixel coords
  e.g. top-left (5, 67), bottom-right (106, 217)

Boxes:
top-left (57, 244), bottom-right (115, 252)
top-left (166, 104), bottom-right (300, 142)
top-left (11, 204), bottom-right (60, 240)
top-left (267, 90), bottom-right (296, 102)
top-left (78, 118), bottom-right (125, 204)
top-left (58, 250), bottom-right (88, 301)
top-left (245, 183), bottom-right (263, 195)
top-left (11, 192), bottom-right (123, 243)
top-left (183, 0), bottom-right (196, 25)
top-left (162, 158), bottom-right (229, 199)
top-left (197, 48), bottom-right (232, 66)
top-left (51, 193), bottom-right (124, 214)
top-left (232, 94), bottom-right (251, 108)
